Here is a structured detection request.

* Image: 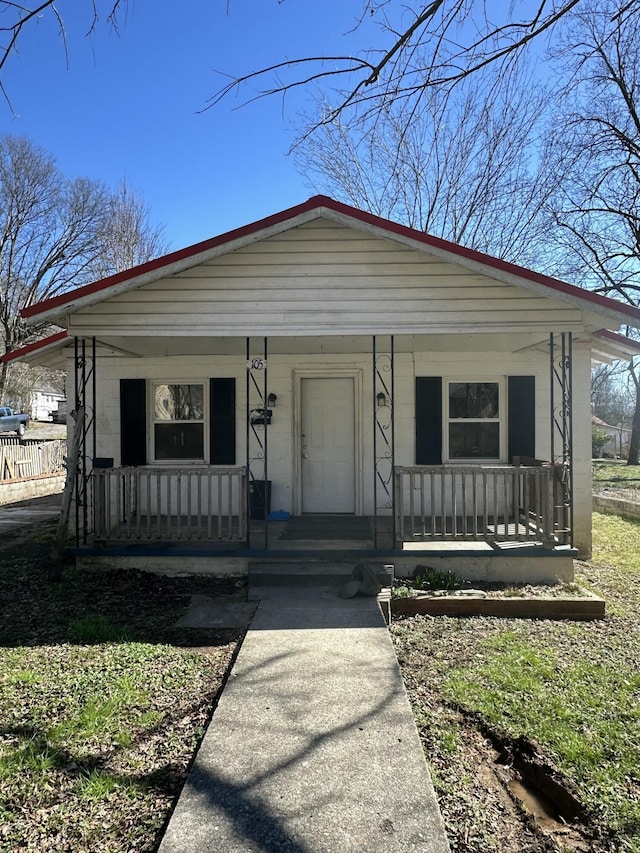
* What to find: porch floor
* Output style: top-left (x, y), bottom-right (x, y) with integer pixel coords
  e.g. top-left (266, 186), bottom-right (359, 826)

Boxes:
top-left (84, 513), bottom-right (571, 557)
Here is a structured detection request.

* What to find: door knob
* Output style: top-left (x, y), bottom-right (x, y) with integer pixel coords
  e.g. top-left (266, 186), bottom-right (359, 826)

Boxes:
top-left (302, 452), bottom-right (310, 459)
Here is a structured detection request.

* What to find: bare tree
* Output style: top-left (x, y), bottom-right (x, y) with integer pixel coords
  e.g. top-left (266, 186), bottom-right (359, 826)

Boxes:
top-left (545, 0), bottom-right (640, 462)
top-left (592, 362), bottom-right (635, 428)
top-left (209, 0), bottom-right (640, 139)
top-left (2, 361), bottom-right (64, 415)
top-left (0, 135), bottom-right (166, 403)
top-left (0, 1), bottom-right (126, 110)
top-left (295, 60), bottom-right (556, 264)
top-left (88, 179), bottom-right (169, 279)
top-left (0, 135), bottom-right (109, 400)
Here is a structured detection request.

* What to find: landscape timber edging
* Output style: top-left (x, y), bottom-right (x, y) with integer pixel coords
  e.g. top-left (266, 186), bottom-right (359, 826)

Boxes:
top-left (391, 592), bottom-right (605, 620)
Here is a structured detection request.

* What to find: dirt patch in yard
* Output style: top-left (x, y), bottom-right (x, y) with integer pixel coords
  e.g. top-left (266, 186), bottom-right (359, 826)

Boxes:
top-left (394, 617), bottom-right (616, 853)
top-left (0, 519), bottom-right (247, 648)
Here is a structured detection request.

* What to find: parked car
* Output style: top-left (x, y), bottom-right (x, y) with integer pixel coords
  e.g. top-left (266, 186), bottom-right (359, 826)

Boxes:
top-left (0, 406), bottom-right (30, 436)
top-left (50, 400), bottom-right (67, 424)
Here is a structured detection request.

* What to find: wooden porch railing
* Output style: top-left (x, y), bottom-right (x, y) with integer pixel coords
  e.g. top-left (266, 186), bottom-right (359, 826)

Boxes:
top-left (92, 466), bottom-right (246, 543)
top-left (395, 464), bottom-right (567, 546)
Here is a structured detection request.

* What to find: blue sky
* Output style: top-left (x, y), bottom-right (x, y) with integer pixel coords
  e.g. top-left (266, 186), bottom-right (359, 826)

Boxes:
top-left (1, 0), bottom-right (378, 250)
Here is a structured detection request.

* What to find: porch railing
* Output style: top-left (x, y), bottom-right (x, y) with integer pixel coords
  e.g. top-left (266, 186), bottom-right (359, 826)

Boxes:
top-left (395, 464), bottom-right (569, 546)
top-left (92, 466), bottom-right (246, 543)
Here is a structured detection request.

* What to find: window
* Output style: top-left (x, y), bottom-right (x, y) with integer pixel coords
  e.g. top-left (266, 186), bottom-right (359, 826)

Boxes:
top-left (153, 383), bottom-right (204, 460)
top-left (447, 381), bottom-right (501, 460)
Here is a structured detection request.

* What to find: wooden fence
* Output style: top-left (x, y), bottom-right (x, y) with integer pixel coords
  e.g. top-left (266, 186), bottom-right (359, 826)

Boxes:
top-left (0, 439), bottom-right (67, 482)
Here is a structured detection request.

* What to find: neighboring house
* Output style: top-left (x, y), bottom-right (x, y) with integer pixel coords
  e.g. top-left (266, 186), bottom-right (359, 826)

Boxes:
top-left (31, 385), bottom-right (65, 422)
top-left (592, 415), bottom-right (632, 459)
top-left (6, 196), bottom-right (640, 582)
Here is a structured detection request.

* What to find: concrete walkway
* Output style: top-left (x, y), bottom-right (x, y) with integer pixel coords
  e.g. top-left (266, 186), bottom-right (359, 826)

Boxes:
top-left (159, 587), bottom-right (450, 853)
top-left (0, 492), bottom-right (62, 535)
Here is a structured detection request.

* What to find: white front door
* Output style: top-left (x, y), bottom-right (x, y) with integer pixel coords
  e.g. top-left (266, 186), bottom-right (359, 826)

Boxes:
top-left (301, 377), bottom-right (355, 513)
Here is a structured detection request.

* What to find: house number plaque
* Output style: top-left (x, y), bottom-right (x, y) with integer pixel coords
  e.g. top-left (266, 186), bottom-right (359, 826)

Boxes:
top-left (247, 358), bottom-right (267, 370)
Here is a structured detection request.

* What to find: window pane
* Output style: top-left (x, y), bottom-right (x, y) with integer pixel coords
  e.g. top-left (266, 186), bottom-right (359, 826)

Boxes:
top-left (154, 384), bottom-right (204, 421)
top-left (155, 423), bottom-right (204, 460)
top-left (449, 382), bottom-right (499, 419)
top-left (449, 423), bottom-right (500, 458)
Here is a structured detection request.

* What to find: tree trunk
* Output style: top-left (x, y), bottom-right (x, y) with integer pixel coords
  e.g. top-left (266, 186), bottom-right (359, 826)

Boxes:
top-left (627, 389), bottom-right (640, 466)
top-left (0, 358), bottom-right (9, 405)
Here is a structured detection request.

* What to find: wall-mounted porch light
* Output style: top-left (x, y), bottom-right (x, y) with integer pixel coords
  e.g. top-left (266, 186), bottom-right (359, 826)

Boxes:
top-left (377, 391), bottom-right (387, 407)
top-left (267, 392), bottom-right (277, 408)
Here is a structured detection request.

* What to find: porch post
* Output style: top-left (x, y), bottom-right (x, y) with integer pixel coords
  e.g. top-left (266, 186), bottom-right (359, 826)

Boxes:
top-left (372, 335), bottom-right (395, 548)
top-left (549, 332), bottom-right (574, 545)
top-left (73, 336), bottom-right (96, 546)
top-left (246, 337), bottom-right (270, 549)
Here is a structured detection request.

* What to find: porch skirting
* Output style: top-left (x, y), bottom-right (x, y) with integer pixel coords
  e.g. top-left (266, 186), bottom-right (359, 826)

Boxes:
top-left (75, 542), bottom-right (576, 584)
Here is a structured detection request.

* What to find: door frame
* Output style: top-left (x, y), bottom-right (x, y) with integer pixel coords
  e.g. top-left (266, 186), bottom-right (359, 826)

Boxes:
top-left (292, 368), bottom-right (364, 516)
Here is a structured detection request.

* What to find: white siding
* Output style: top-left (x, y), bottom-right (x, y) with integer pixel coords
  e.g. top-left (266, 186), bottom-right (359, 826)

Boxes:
top-left (68, 220), bottom-right (587, 337)
top-left (81, 340), bottom-right (591, 539)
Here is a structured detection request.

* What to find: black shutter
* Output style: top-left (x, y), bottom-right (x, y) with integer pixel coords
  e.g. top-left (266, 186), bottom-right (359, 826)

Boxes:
top-left (120, 379), bottom-right (147, 466)
top-left (508, 376), bottom-right (535, 461)
top-left (210, 378), bottom-right (236, 464)
top-left (415, 377), bottom-right (442, 464)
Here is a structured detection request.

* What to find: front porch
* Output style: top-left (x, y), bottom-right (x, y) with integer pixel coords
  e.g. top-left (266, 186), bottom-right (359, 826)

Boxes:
top-left (78, 462), bottom-right (576, 583)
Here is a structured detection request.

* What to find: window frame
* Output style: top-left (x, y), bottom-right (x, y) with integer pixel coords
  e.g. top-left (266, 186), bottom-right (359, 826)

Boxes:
top-left (151, 380), bottom-right (207, 464)
top-left (444, 378), bottom-right (506, 463)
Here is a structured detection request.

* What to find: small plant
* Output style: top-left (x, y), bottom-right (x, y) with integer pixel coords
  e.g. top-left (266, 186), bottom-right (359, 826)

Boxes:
top-left (392, 566), bottom-right (466, 596)
top-left (502, 586), bottom-right (524, 597)
top-left (392, 584), bottom-right (415, 598)
top-left (68, 614), bottom-right (132, 644)
top-left (413, 565), bottom-right (465, 591)
top-left (76, 769), bottom-right (134, 801)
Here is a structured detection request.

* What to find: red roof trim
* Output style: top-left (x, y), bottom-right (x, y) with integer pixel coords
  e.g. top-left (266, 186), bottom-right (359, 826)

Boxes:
top-left (21, 195), bottom-right (640, 323)
top-left (594, 328), bottom-right (640, 352)
top-left (1, 330), bottom-right (68, 363)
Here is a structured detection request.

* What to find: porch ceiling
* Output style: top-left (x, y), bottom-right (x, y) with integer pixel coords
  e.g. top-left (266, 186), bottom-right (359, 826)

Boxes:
top-left (87, 332), bottom-right (553, 358)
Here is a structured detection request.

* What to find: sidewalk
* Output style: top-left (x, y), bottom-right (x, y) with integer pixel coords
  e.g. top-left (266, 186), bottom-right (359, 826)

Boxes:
top-left (0, 492), bottom-right (62, 536)
top-left (159, 587), bottom-right (450, 853)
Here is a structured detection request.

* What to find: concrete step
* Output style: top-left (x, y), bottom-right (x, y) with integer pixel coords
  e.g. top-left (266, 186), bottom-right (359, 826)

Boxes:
top-left (248, 560), bottom-right (394, 602)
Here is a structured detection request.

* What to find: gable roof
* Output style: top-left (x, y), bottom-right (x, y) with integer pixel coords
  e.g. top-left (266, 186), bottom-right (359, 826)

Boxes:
top-left (20, 195), bottom-right (640, 327)
top-left (2, 330), bottom-right (68, 365)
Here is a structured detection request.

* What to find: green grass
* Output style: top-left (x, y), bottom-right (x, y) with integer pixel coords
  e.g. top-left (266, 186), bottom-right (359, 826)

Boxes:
top-left (0, 634), bottom-right (238, 851)
top-left (589, 512), bottom-right (640, 579)
top-left (443, 634), bottom-right (640, 838)
top-left (68, 613), bottom-right (133, 643)
top-left (592, 461), bottom-right (640, 483)
top-left (393, 511), bottom-right (640, 851)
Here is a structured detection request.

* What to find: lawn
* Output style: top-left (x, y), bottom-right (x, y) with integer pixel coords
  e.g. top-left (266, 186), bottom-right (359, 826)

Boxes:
top-left (393, 511), bottom-right (640, 853)
top-left (0, 538), bottom-right (244, 853)
top-left (593, 460), bottom-right (640, 502)
top-left (2, 512), bottom-right (639, 852)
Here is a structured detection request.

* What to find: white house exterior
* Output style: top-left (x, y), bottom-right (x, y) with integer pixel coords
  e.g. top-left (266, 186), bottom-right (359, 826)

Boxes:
top-left (592, 415), bottom-right (632, 459)
top-left (31, 385), bottom-right (65, 422)
top-left (8, 197), bottom-right (640, 582)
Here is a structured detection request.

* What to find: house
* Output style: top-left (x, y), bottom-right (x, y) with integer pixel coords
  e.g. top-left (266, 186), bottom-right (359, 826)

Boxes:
top-left (31, 384), bottom-right (65, 422)
top-left (6, 196), bottom-right (640, 582)
top-left (591, 415), bottom-right (632, 459)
